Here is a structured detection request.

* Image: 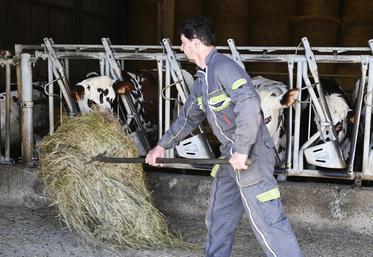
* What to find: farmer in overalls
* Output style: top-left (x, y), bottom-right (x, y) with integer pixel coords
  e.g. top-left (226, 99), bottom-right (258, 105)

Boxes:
top-left (146, 16), bottom-right (304, 257)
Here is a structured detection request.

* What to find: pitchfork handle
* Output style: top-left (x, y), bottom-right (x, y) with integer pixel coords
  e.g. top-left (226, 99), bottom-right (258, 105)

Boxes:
top-left (91, 154), bottom-right (252, 166)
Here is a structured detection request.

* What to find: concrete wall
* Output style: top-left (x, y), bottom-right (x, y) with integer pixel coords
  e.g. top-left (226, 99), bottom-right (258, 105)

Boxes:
top-left (1, 165), bottom-right (373, 235)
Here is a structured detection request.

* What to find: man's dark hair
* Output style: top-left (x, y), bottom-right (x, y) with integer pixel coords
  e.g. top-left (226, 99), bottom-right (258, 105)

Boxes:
top-left (179, 16), bottom-right (215, 46)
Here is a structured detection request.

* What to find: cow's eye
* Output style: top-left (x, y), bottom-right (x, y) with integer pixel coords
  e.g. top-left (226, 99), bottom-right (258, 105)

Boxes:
top-left (271, 92), bottom-right (277, 97)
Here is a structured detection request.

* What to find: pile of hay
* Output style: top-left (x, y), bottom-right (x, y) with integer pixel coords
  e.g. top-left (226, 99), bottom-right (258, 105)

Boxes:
top-left (37, 110), bottom-right (181, 250)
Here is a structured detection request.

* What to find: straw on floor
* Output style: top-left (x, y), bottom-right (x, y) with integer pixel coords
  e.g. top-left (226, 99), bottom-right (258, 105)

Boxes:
top-left (37, 110), bottom-right (182, 250)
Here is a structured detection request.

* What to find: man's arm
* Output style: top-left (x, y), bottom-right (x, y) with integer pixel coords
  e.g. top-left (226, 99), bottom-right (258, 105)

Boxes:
top-left (146, 84), bottom-right (205, 166)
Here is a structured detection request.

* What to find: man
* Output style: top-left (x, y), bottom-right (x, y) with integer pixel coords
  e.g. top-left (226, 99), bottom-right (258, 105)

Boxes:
top-left (146, 16), bottom-right (303, 257)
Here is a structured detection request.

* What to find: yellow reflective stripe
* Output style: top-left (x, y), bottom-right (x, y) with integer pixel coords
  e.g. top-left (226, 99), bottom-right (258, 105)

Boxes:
top-left (210, 164), bottom-right (220, 177)
top-left (256, 187), bottom-right (281, 202)
top-left (209, 93), bottom-right (230, 104)
top-left (232, 78), bottom-right (247, 90)
top-left (197, 96), bottom-right (204, 111)
top-left (210, 156), bottom-right (225, 177)
top-left (209, 93), bottom-right (231, 112)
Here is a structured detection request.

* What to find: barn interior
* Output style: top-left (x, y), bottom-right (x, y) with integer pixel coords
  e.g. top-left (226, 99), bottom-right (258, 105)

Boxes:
top-left (1, 0), bottom-right (373, 256)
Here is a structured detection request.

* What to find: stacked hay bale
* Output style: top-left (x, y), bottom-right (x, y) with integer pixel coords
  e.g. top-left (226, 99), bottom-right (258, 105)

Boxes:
top-left (291, 0), bottom-right (341, 77)
top-left (174, 0), bottom-right (203, 44)
top-left (205, 0), bottom-right (249, 46)
top-left (38, 111), bottom-right (182, 250)
top-left (336, 0), bottom-right (373, 98)
top-left (246, 0), bottom-right (296, 81)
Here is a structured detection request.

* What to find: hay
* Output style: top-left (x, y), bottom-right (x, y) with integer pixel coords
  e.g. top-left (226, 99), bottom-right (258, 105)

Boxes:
top-left (37, 110), bottom-right (182, 250)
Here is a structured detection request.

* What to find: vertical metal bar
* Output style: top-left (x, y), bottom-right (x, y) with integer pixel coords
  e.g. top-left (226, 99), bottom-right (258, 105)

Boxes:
top-left (20, 53), bottom-right (34, 165)
top-left (105, 59), bottom-right (110, 76)
top-left (286, 60), bottom-right (294, 168)
top-left (48, 58), bottom-right (54, 134)
top-left (157, 58), bottom-right (163, 141)
top-left (348, 58), bottom-right (368, 173)
top-left (64, 58), bottom-right (70, 80)
top-left (99, 58), bottom-right (105, 76)
top-left (165, 59), bottom-right (173, 158)
top-left (4, 64), bottom-right (11, 161)
top-left (363, 59), bottom-right (373, 174)
top-left (293, 61), bottom-right (303, 172)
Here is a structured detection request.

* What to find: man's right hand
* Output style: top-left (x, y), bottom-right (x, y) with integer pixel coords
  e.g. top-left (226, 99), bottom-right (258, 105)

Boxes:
top-left (145, 145), bottom-right (166, 166)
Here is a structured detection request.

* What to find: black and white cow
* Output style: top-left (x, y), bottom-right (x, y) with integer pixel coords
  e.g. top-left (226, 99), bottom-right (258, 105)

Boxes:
top-left (72, 69), bottom-right (195, 146)
top-left (0, 89), bottom-right (49, 155)
top-left (251, 76), bottom-right (297, 162)
top-left (252, 77), bottom-right (351, 166)
top-left (347, 79), bottom-right (373, 170)
top-left (297, 79), bottom-right (351, 168)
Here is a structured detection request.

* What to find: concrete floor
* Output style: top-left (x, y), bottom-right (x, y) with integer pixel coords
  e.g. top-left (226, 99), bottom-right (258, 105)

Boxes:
top-left (1, 205), bottom-right (373, 257)
top-left (1, 166), bottom-right (373, 257)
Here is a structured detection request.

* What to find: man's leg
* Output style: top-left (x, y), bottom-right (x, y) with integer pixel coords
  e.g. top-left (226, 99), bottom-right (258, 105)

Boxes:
top-left (205, 165), bottom-right (245, 257)
top-left (235, 172), bottom-right (304, 257)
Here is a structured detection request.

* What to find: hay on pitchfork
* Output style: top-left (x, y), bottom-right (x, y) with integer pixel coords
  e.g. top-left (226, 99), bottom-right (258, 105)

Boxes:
top-left (37, 110), bottom-right (183, 250)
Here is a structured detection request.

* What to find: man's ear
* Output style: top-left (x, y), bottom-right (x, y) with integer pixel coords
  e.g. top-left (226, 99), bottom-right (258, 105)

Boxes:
top-left (71, 84), bottom-right (85, 101)
top-left (113, 80), bottom-right (134, 95)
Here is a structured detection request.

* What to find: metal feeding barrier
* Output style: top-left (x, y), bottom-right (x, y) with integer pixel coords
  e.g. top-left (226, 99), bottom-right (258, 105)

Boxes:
top-left (0, 51), bottom-right (14, 164)
top-left (9, 37), bottom-right (373, 182)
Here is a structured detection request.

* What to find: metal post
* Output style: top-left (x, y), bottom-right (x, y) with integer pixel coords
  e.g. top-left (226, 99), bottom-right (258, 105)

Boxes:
top-left (20, 53), bottom-right (34, 165)
top-left (362, 59), bottom-right (373, 174)
top-left (165, 59), bottom-right (173, 158)
top-left (4, 63), bottom-right (12, 163)
top-left (293, 61), bottom-right (303, 171)
top-left (157, 58), bottom-right (163, 141)
top-left (48, 58), bottom-right (54, 134)
top-left (286, 60), bottom-right (294, 169)
top-left (348, 58), bottom-right (369, 173)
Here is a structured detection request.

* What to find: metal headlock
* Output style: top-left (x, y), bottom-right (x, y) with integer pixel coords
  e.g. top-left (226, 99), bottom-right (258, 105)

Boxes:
top-left (11, 39), bottom-right (373, 181)
top-left (43, 38), bottom-right (79, 115)
top-left (101, 37), bottom-right (151, 153)
top-left (0, 57), bottom-right (14, 164)
top-left (301, 37), bottom-right (346, 169)
top-left (161, 38), bottom-right (215, 160)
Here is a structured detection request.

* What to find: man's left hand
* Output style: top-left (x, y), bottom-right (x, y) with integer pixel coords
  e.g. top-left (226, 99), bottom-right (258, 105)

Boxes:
top-left (229, 152), bottom-right (249, 170)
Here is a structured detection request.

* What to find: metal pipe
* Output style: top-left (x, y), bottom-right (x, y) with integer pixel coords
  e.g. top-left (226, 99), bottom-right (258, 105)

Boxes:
top-left (165, 59), bottom-right (173, 158)
top-left (286, 60), bottom-right (294, 168)
top-left (20, 53), bottom-right (34, 165)
top-left (157, 58), bottom-right (163, 141)
top-left (64, 58), bottom-right (70, 80)
top-left (99, 58), bottom-right (105, 76)
top-left (3, 64), bottom-right (12, 163)
top-left (293, 61), bottom-right (303, 171)
top-left (348, 59), bottom-right (369, 173)
top-left (48, 58), bottom-right (54, 134)
top-left (362, 59), bottom-right (373, 175)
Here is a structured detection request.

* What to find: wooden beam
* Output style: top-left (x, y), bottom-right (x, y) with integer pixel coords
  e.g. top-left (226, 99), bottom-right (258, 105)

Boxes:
top-left (157, 0), bottom-right (175, 42)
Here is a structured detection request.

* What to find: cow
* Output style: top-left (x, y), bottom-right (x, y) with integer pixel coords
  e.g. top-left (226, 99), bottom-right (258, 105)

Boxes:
top-left (72, 69), bottom-right (195, 147)
top-left (251, 76), bottom-right (297, 163)
top-left (347, 79), bottom-right (373, 171)
top-left (0, 89), bottom-right (49, 157)
top-left (251, 77), bottom-right (350, 168)
top-left (297, 79), bottom-right (351, 170)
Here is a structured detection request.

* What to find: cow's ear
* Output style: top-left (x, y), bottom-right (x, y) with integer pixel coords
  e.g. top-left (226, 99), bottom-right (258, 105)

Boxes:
top-left (71, 85), bottom-right (85, 101)
top-left (280, 89), bottom-right (299, 107)
top-left (113, 80), bottom-right (134, 95)
top-left (347, 110), bottom-right (355, 124)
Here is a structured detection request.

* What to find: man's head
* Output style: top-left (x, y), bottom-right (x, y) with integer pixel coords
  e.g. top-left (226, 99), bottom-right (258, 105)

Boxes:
top-left (179, 16), bottom-right (215, 46)
top-left (179, 16), bottom-right (215, 67)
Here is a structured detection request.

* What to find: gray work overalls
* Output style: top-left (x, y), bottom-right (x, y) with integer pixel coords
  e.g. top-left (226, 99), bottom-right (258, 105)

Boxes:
top-left (159, 49), bottom-right (304, 257)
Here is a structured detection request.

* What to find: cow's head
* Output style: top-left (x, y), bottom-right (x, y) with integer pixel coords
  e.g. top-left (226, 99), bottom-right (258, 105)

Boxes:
top-left (252, 76), bottom-right (298, 137)
top-left (313, 93), bottom-right (350, 142)
top-left (71, 76), bottom-right (133, 113)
